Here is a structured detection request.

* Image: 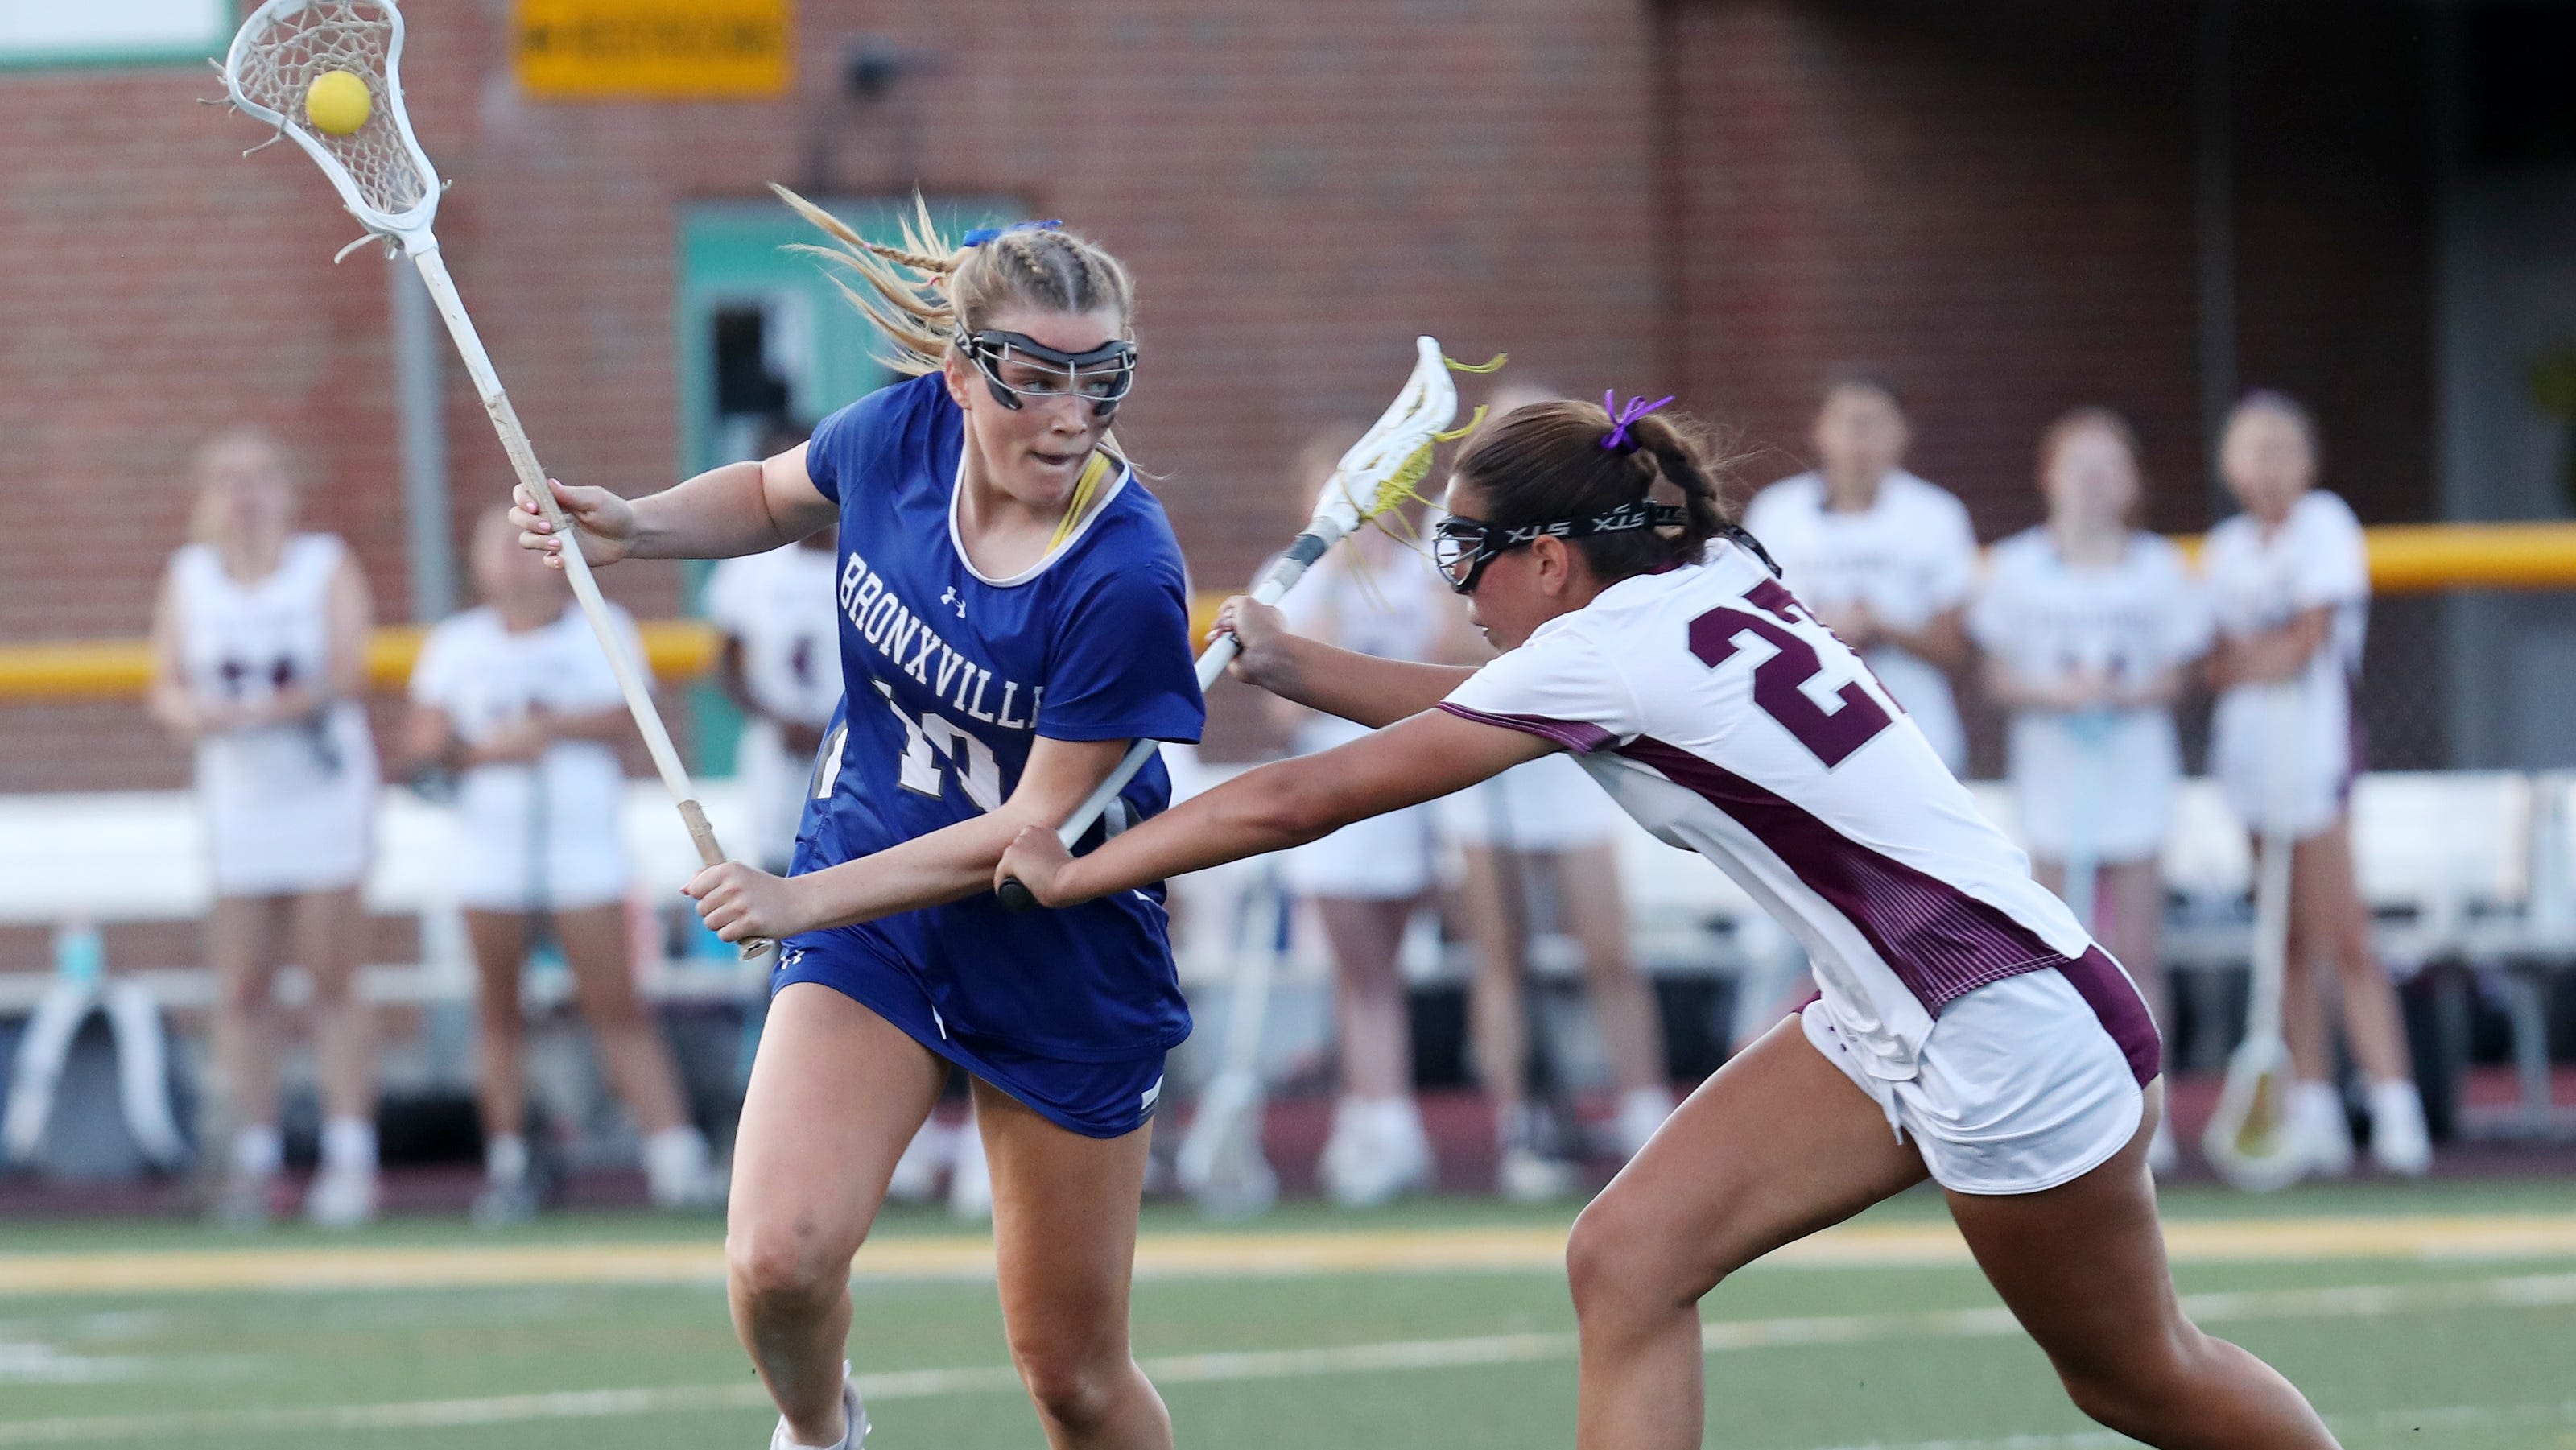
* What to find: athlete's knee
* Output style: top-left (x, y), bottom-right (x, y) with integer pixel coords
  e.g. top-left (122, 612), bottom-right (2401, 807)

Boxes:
top-left (2053, 1321), bottom-right (2208, 1436)
top-left (1010, 1340), bottom-right (1133, 1435)
top-left (725, 1219), bottom-right (850, 1317)
top-left (1567, 1186), bottom-right (1720, 1328)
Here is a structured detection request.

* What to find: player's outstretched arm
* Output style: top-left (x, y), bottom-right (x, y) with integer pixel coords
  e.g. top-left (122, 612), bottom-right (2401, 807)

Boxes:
top-left (514, 444), bottom-right (836, 568)
top-left (685, 733), bottom-right (1139, 942)
top-left (999, 708), bottom-right (1554, 909)
top-left (1220, 596), bottom-right (1475, 728)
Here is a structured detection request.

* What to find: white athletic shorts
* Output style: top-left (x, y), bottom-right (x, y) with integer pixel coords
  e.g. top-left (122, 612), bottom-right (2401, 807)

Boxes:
top-left (197, 707), bottom-right (379, 898)
top-left (1281, 719), bottom-right (1435, 899)
top-left (2209, 680), bottom-right (2358, 841)
top-left (1802, 952), bottom-right (2160, 1196)
top-left (1435, 752), bottom-right (1620, 851)
top-left (2005, 711), bottom-right (2180, 865)
top-left (450, 756), bottom-right (631, 913)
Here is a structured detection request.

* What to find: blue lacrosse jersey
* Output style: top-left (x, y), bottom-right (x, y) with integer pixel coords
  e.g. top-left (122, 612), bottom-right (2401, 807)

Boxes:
top-left (786, 373), bottom-right (1205, 1060)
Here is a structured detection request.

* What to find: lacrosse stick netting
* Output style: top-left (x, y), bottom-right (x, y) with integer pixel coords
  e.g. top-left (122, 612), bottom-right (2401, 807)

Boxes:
top-left (219, 0), bottom-right (766, 955)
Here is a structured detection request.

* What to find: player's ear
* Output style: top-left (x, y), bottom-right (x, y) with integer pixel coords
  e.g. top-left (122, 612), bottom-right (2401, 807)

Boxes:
top-left (1531, 535), bottom-right (1571, 597)
top-left (940, 353), bottom-right (976, 412)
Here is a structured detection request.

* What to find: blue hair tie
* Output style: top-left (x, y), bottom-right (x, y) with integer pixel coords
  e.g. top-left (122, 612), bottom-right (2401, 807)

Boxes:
top-left (962, 219), bottom-right (1063, 247)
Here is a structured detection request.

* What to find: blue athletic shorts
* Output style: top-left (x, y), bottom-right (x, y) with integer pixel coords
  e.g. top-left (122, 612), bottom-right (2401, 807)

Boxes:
top-left (771, 932), bottom-right (1165, 1141)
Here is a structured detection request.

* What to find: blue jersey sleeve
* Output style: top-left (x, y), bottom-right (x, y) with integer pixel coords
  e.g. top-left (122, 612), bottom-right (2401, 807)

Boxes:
top-left (803, 376), bottom-right (935, 506)
top-left (1038, 558), bottom-right (1206, 745)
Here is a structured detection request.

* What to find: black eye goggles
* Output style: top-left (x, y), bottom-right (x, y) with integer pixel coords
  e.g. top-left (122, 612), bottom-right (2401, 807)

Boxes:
top-left (953, 328), bottom-right (1137, 418)
top-left (1430, 506), bottom-right (1781, 594)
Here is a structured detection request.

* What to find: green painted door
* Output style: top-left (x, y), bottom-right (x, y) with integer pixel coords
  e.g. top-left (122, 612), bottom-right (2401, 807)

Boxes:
top-left (675, 195), bottom-right (1013, 771)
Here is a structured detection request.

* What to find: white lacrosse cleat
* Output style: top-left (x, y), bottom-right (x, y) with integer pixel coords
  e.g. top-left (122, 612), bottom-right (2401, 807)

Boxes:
top-left (1319, 1097), bottom-right (1430, 1208)
top-left (770, 1361), bottom-right (867, 1450)
top-left (885, 1117), bottom-right (956, 1204)
top-left (2367, 1079), bottom-right (2434, 1177)
top-left (645, 1126), bottom-right (728, 1211)
top-left (1495, 1102), bottom-right (1577, 1202)
top-left (948, 1115), bottom-right (993, 1222)
top-left (303, 1163), bottom-right (378, 1229)
top-left (2146, 1116), bottom-right (2179, 1177)
top-left (2285, 1080), bottom-right (2354, 1179)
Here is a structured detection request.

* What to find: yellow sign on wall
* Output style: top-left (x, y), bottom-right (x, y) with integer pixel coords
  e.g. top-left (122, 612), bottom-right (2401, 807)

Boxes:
top-left (515, 0), bottom-right (791, 99)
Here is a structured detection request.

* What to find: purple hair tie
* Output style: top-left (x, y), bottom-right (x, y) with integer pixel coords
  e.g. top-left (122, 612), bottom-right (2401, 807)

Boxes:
top-left (962, 219), bottom-right (1063, 247)
top-left (1601, 390), bottom-right (1676, 452)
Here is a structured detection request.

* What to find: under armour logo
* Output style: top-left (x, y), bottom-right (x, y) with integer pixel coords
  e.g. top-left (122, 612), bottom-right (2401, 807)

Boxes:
top-left (939, 586), bottom-right (967, 619)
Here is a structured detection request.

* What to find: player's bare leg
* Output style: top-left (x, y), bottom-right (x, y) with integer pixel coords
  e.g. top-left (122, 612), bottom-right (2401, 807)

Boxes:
top-left (1554, 845), bottom-right (1670, 1127)
top-left (727, 985), bottom-right (946, 1446)
top-left (553, 903), bottom-right (691, 1135)
top-left (1567, 1015), bottom-right (1926, 1450)
top-left (463, 910), bottom-right (533, 1142)
top-left (1946, 1084), bottom-right (2340, 1447)
top-left (291, 885), bottom-right (374, 1134)
top-left (978, 1080), bottom-right (1173, 1450)
top-left (2290, 822), bottom-right (2409, 1081)
top-left (206, 894), bottom-right (285, 1216)
top-left (1319, 897), bottom-right (1418, 1100)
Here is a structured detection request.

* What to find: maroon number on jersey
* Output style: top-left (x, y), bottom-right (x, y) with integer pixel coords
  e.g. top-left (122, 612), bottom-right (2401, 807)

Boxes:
top-left (1686, 579), bottom-right (1894, 768)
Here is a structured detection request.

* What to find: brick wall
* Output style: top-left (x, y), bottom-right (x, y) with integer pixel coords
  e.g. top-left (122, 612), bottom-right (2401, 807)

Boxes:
top-left (0, 0), bottom-right (2438, 791)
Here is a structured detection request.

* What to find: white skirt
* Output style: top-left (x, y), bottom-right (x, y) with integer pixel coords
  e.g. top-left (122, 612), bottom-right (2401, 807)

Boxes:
top-left (2005, 710), bottom-right (2180, 864)
top-left (1435, 751), bottom-right (1620, 851)
top-left (197, 706), bottom-right (379, 897)
top-left (1802, 956), bottom-right (2157, 1195)
top-left (449, 753), bottom-right (631, 913)
top-left (2210, 678), bottom-right (2356, 841)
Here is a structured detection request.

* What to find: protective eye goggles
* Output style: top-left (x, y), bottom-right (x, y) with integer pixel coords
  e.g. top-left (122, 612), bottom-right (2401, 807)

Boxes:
top-left (954, 328), bottom-right (1137, 417)
top-left (1430, 500), bottom-right (1689, 594)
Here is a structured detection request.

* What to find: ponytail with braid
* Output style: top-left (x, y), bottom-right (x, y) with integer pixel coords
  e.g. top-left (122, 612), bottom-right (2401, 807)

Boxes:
top-left (771, 185), bottom-right (1136, 379)
top-left (1450, 397), bottom-right (1753, 584)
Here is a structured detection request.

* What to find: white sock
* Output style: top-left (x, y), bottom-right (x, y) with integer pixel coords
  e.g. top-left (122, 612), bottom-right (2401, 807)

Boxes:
top-left (232, 1124), bottom-right (283, 1179)
top-left (320, 1117), bottom-right (378, 1174)
top-left (485, 1132), bottom-right (529, 1187)
top-left (644, 1126), bottom-right (709, 1187)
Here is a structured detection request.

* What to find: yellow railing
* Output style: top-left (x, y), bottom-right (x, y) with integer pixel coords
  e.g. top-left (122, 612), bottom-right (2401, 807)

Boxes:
top-left (6, 521), bottom-right (2574, 704)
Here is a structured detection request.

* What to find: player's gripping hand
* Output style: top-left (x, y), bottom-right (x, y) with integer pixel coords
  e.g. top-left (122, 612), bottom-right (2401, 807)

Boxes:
top-left (997, 824), bottom-right (1080, 909)
top-left (683, 860), bottom-right (812, 943)
top-left (1213, 595), bottom-right (1294, 692)
top-left (512, 478), bottom-right (638, 569)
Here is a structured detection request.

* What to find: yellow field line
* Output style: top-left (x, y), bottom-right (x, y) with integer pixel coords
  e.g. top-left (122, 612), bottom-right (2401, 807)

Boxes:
top-left (4, 1213), bottom-right (2574, 1297)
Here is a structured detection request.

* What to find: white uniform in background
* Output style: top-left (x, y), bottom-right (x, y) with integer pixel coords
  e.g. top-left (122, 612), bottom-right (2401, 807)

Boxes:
top-left (409, 603), bottom-right (647, 912)
top-left (1969, 530), bottom-right (2211, 863)
top-left (704, 543), bottom-right (843, 870)
top-left (168, 533), bottom-right (379, 896)
top-left (1439, 543), bottom-right (2158, 1193)
top-left (2202, 491), bottom-right (2369, 840)
top-left (1743, 470), bottom-right (1979, 774)
top-left (1278, 543), bottom-right (1445, 899)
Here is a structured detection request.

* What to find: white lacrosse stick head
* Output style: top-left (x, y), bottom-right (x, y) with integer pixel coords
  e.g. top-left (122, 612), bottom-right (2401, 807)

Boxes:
top-left (1311, 336), bottom-right (1463, 537)
top-left (221, 0), bottom-right (442, 250)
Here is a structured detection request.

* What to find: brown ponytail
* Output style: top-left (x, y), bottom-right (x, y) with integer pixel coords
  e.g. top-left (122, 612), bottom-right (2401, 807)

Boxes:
top-left (1450, 399), bottom-right (1737, 582)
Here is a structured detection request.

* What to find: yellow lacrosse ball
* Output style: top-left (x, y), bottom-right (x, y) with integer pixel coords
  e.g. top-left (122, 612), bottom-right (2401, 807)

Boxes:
top-left (304, 70), bottom-right (372, 135)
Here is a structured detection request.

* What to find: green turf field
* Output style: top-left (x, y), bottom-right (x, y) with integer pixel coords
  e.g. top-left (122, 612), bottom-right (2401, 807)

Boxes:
top-left (2, 1179), bottom-right (2571, 1448)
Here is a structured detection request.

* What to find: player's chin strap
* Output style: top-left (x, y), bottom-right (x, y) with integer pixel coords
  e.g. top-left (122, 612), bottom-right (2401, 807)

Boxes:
top-left (1720, 522), bottom-right (1784, 578)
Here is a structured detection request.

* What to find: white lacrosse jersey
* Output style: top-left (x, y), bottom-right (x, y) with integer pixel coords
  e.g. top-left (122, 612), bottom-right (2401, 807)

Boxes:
top-left (1439, 544), bottom-right (2090, 1082)
top-left (169, 533), bottom-right (379, 894)
top-left (2200, 490), bottom-right (2370, 834)
top-left (1968, 528), bottom-right (2211, 860)
top-left (704, 541), bottom-right (844, 730)
top-left (411, 602), bottom-right (646, 905)
top-left (1743, 471), bottom-right (1978, 772)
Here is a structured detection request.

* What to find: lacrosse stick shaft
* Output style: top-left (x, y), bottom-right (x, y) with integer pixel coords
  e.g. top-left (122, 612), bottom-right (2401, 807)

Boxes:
top-left (2244, 687), bottom-right (2302, 1043)
top-left (994, 523), bottom-right (1351, 914)
top-left (409, 248), bottom-right (765, 952)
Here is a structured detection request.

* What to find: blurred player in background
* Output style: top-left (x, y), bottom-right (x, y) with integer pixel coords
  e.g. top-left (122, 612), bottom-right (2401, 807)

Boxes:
top-left (1273, 424), bottom-right (1444, 1207)
top-left (519, 205), bottom-right (1202, 1450)
top-left (1439, 386), bottom-right (1671, 1201)
top-left (1002, 395), bottom-right (2339, 1450)
top-left (705, 420), bottom-right (840, 873)
top-left (405, 509), bottom-right (722, 1223)
top-left (1971, 408), bottom-right (2208, 1174)
top-left (1744, 372), bottom-right (1977, 775)
top-left (2204, 391), bottom-right (2430, 1178)
top-left (148, 428), bottom-right (382, 1228)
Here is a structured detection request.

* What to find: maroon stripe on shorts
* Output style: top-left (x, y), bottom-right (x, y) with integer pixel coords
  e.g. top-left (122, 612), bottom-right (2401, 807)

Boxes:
top-left (1435, 702), bottom-right (1616, 755)
top-left (2055, 946), bottom-right (2162, 1086)
top-left (1615, 736), bottom-right (2062, 1012)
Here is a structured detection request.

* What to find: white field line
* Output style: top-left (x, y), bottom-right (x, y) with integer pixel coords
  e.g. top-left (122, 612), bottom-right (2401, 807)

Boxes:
top-left (0, 1272), bottom-right (2566, 1445)
top-left (1811, 1396), bottom-right (2576, 1450)
top-left (7, 1213), bottom-right (2576, 1296)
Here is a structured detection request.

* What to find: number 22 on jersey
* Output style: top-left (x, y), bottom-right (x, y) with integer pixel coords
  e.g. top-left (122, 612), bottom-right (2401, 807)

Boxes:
top-left (1689, 578), bottom-right (1898, 768)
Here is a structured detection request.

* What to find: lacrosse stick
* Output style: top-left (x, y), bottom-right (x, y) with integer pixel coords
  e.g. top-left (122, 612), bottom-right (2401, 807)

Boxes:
top-left (997, 335), bottom-right (1489, 913)
top-left (1175, 859), bottom-right (1290, 1217)
top-left (2203, 683), bottom-right (2304, 1190)
top-left (215, 1), bottom-right (767, 958)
